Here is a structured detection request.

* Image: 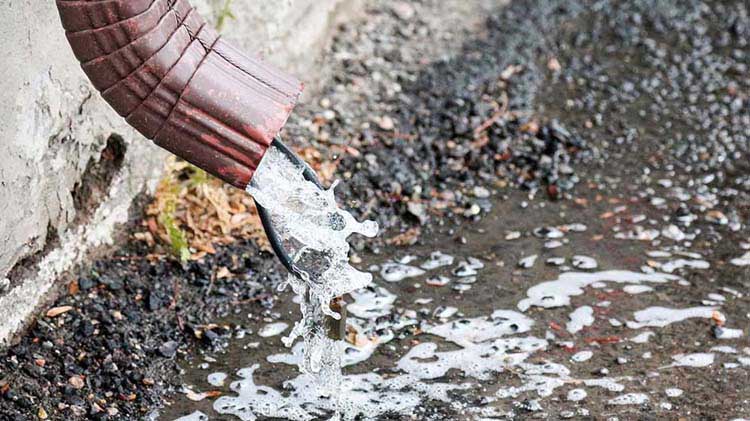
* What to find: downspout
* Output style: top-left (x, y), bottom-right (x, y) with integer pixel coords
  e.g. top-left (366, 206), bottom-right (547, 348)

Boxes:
top-left (55, 0), bottom-right (303, 189)
top-left (54, 0), bottom-right (344, 335)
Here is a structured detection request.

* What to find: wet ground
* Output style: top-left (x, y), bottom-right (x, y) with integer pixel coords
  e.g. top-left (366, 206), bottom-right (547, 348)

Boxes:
top-left (2, 0), bottom-right (750, 419)
top-left (162, 191), bottom-right (750, 420)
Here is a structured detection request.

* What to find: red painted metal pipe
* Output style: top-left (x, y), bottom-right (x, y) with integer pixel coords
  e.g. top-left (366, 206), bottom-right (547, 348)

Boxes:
top-left (55, 0), bottom-right (304, 189)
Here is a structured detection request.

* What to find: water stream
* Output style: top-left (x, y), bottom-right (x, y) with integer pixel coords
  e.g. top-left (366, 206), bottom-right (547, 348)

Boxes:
top-left (240, 145), bottom-right (379, 416)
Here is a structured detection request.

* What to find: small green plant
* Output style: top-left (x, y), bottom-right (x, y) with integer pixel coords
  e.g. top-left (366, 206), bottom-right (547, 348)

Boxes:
top-left (187, 165), bottom-right (211, 188)
top-left (158, 178), bottom-right (191, 263)
top-left (215, 0), bottom-right (236, 32)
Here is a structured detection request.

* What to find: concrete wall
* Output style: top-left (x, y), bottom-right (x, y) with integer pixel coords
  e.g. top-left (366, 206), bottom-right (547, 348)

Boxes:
top-left (0, 0), bottom-right (359, 346)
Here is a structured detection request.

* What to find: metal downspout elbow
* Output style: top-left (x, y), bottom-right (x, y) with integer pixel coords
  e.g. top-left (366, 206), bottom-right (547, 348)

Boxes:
top-left (55, 0), bottom-right (304, 189)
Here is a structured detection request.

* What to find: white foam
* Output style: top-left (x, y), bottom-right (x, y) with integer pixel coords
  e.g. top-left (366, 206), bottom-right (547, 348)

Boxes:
top-left (566, 306), bottom-right (595, 334)
top-left (546, 257), bottom-right (566, 266)
top-left (174, 411), bottom-right (208, 421)
top-left (708, 293), bottom-right (726, 302)
top-left (630, 331), bottom-right (655, 343)
top-left (715, 327), bottom-right (744, 340)
top-left (571, 350), bottom-right (593, 362)
top-left (518, 255), bottom-right (538, 269)
top-left (268, 339), bottom-right (380, 369)
top-left (545, 240), bottom-right (565, 249)
top-left (666, 353), bottom-right (715, 368)
top-left (258, 322), bottom-right (289, 338)
top-left (214, 365), bottom-right (464, 421)
top-left (567, 388), bottom-right (587, 401)
top-left (583, 378), bottom-right (626, 392)
top-left (571, 256), bottom-right (598, 270)
top-left (659, 259), bottom-right (710, 273)
top-left (711, 346), bottom-right (737, 354)
top-left (426, 310), bottom-right (535, 347)
top-left (434, 306), bottom-right (458, 319)
top-left (608, 393), bottom-right (649, 405)
top-left (626, 307), bottom-right (716, 329)
top-left (518, 271), bottom-right (679, 311)
top-left (207, 372), bottom-right (228, 387)
top-left (420, 251), bottom-right (454, 270)
top-left (425, 275), bottom-right (451, 286)
top-left (534, 226), bottom-right (564, 238)
top-left (453, 258), bottom-right (484, 276)
top-left (665, 388), bottom-right (683, 397)
top-left (347, 286), bottom-right (396, 319)
top-left (505, 231), bottom-right (521, 240)
top-left (563, 223), bottom-right (588, 232)
top-left (380, 263), bottom-right (424, 282)
top-left (730, 252), bottom-right (750, 266)
top-left (615, 226), bottom-right (660, 241)
top-left (398, 338), bottom-right (547, 381)
top-left (661, 225), bottom-right (686, 241)
top-left (495, 361), bottom-right (571, 398)
top-left (623, 285), bottom-right (653, 294)
top-left (646, 250), bottom-right (672, 258)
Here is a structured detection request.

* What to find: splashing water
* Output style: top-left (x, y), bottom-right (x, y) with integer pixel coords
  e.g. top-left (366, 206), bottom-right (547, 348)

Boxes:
top-left (246, 146), bottom-right (379, 396)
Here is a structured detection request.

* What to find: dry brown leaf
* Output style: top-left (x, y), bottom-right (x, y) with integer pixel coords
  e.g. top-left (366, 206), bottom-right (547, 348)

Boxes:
top-left (216, 267), bottom-right (232, 279)
top-left (46, 306), bottom-right (73, 318)
top-left (387, 227), bottom-right (421, 246)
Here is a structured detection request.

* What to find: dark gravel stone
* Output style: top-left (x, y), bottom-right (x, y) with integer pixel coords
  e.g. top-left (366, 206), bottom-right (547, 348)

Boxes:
top-left (158, 341), bottom-right (179, 358)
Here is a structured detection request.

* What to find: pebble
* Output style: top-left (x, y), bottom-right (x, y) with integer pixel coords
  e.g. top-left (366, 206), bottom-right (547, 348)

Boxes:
top-left (390, 2), bottom-right (416, 20)
top-left (473, 186), bottom-right (491, 198)
top-left (159, 341), bottom-right (179, 358)
top-left (68, 376), bottom-right (85, 390)
top-left (376, 116), bottom-right (395, 131)
top-left (661, 225), bottom-right (686, 242)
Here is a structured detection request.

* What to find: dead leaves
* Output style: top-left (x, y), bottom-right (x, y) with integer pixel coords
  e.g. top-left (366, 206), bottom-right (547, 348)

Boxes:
top-left (140, 158), bottom-right (270, 261)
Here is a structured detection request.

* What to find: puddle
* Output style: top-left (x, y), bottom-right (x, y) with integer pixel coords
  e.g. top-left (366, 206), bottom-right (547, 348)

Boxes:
top-left (160, 185), bottom-right (750, 420)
